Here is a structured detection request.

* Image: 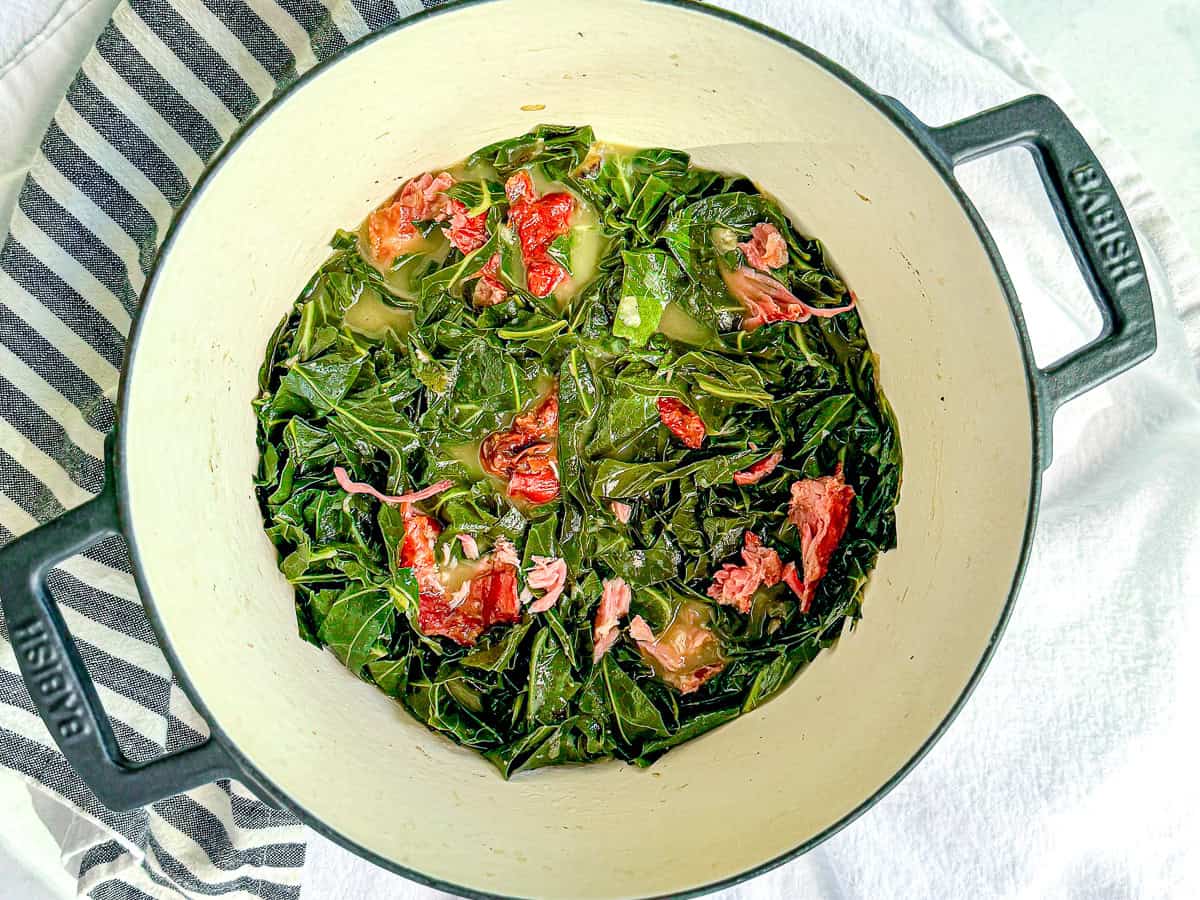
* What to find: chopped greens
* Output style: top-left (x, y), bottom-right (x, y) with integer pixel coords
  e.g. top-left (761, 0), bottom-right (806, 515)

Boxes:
top-left (255, 126), bottom-right (901, 775)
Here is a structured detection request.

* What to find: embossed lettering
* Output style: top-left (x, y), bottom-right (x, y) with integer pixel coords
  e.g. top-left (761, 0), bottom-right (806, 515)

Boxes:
top-left (12, 620), bottom-right (89, 743)
top-left (47, 684), bottom-right (78, 716)
top-left (12, 620), bottom-right (45, 642)
top-left (36, 671), bottom-right (65, 696)
top-left (1098, 236), bottom-right (1130, 264)
top-left (1067, 163), bottom-right (1144, 293)
top-left (23, 642), bottom-right (55, 670)
top-left (1087, 205), bottom-right (1119, 235)
top-left (58, 718), bottom-right (87, 740)
top-left (1109, 258), bottom-right (1143, 289)
top-left (1068, 164), bottom-right (1103, 193)
top-left (1078, 190), bottom-right (1109, 215)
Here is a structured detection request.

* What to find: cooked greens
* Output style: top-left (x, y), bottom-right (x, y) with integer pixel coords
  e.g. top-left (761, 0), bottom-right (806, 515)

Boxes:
top-left (254, 126), bottom-right (901, 775)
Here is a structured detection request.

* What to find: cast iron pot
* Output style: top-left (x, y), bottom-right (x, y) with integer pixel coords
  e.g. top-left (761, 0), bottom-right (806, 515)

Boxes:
top-left (0, 1), bottom-right (1155, 896)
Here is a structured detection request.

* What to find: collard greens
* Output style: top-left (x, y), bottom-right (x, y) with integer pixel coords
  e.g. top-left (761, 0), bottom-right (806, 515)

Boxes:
top-left (254, 126), bottom-right (901, 775)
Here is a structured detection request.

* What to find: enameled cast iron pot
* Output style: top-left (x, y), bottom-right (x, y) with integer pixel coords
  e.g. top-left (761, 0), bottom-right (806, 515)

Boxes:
top-left (0, 1), bottom-right (1156, 896)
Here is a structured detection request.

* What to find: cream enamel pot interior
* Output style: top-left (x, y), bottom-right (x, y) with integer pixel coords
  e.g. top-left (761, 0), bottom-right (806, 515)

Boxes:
top-left (0, 1), bottom-right (1156, 897)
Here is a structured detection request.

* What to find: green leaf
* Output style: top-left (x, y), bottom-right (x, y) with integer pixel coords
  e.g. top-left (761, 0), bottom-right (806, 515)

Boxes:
top-left (612, 249), bottom-right (683, 346)
top-left (289, 240), bottom-right (394, 360)
top-left (661, 192), bottom-right (783, 281)
top-left (282, 418), bottom-right (336, 471)
top-left (591, 449), bottom-right (759, 500)
top-left (469, 124), bottom-right (595, 179)
top-left (417, 229), bottom-right (501, 303)
top-left (742, 652), bottom-right (799, 712)
top-left (546, 233), bottom-right (572, 275)
top-left (796, 393), bottom-right (855, 456)
top-left (433, 336), bottom-right (540, 438)
top-left (669, 351), bottom-right (774, 407)
top-left (636, 708), bottom-right (739, 763)
top-left (602, 655), bottom-right (668, 745)
top-left (599, 530), bottom-right (680, 587)
top-left (445, 178), bottom-right (505, 215)
top-left (484, 717), bottom-right (604, 777)
top-left (326, 392), bottom-right (420, 490)
top-left (407, 331), bottom-right (452, 394)
top-left (527, 629), bottom-right (579, 725)
top-left (522, 513), bottom-right (559, 567)
top-left (462, 621), bottom-right (532, 672)
top-left (282, 352), bottom-right (365, 416)
top-left (318, 583), bottom-right (393, 676)
top-left (367, 656), bottom-right (410, 696)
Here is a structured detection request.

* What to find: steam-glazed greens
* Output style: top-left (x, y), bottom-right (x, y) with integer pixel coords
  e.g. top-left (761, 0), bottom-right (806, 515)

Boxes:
top-left (254, 126), bottom-right (901, 775)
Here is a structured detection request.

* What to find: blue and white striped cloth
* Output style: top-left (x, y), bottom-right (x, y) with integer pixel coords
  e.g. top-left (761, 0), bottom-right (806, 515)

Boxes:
top-left (0, 3), bottom-right (441, 898)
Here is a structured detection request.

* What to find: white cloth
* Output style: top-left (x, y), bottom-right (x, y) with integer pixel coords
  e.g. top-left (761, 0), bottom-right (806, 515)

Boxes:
top-left (0, 0), bottom-right (117, 244)
top-left (3, 0), bottom-right (1197, 898)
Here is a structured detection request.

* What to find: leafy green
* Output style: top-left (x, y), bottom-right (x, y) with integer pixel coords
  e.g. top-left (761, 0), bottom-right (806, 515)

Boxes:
top-left (469, 124), bottom-right (595, 180)
top-left (613, 249), bottom-right (684, 346)
top-left (282, 352), bottom-right (365, 416)
top-left (527, 629), bottom-right (579, 725)
top-left (319, 579), bottom-right (403, 676)
top-left (602, 655), bottom-right (668, 744)
top-left (254, 125), bottom-right (902, 777)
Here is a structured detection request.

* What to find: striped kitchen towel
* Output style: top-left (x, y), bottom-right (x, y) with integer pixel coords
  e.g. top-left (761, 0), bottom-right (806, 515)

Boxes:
top-left (0, 2), bottom-right (443, 898)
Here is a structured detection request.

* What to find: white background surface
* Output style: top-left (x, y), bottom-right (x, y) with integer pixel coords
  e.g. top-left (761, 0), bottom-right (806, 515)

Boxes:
top-left (1, 2), bottom-right (1197, 899)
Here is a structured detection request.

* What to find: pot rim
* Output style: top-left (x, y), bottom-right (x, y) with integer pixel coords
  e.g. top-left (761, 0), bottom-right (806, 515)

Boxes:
top-left (116, 1), bottom-right (1042, 896)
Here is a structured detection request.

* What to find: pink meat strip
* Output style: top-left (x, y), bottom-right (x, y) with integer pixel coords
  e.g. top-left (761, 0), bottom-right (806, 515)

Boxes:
top-left (525, 555), bottom-right (568, 613)
top-left (706, 531), bottom-right (784, 614)
top-left (787, 465), bottom-right (856, 612)
top-left (333, 467), bottom-right (452, 505)
top-left (397, 171), bottom-right (455, 222)
top-left (733, 450), bottom-right (783, 486)
top-left (490, 536), bottom-right (520, 568)
top-left (456, 533), bottom-right (480, 560)
top-left (628, 615), bottom-right (724, 695)
top-left (592, 577), bottom-right (631, 662)
top-left (738, 222), bottom-right (788, 271)
top-left (628, 615), bottom-right (686, 670)
top-left (610, 501), bottom-right (633, 524)
top-left (722, 266), bottom-right (856, 331)
top-left (448, 581), bottom-right (471, 610)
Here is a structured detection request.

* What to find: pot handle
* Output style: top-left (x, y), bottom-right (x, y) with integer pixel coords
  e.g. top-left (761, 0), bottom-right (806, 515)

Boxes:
top-left (0, 432), bottom-right (236, 810)
top-left (925, 94), bottom-right (1156, 459)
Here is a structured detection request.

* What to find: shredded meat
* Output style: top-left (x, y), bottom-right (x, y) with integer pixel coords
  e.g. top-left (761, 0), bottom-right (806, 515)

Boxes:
top-left (456, 533), bottom-right (480, 560)
top-left (628, 610), bottom-right (724, 695)
top-left (367, 171), bottom-right (455, 267)
top-left (333, 466), bottom-right (452, 505)
top-left (733, 450), bottom-right (783, 486)
top-left (706, 531), bottom-right (784, 614)
top-left (525, 555), bottom-right (568, 613)
top-left (444, 200), bottom-right (489, 254)
top-left (417, 546), bottom-right (521, 646)
top-left (480, 387), bottom-right (560, 504)
top-left (504, 171), bottom-right (574, 297)
top-left (656, 397), bottom-right (706, 449)
top-left (592, 577), bottom-right (631, 662)
top-left (722, 266), bottom-right (856, 331)
top-left (739, 222), bottom-right (788, 271)
top-left (787, 465), bottom-right (856, 612)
